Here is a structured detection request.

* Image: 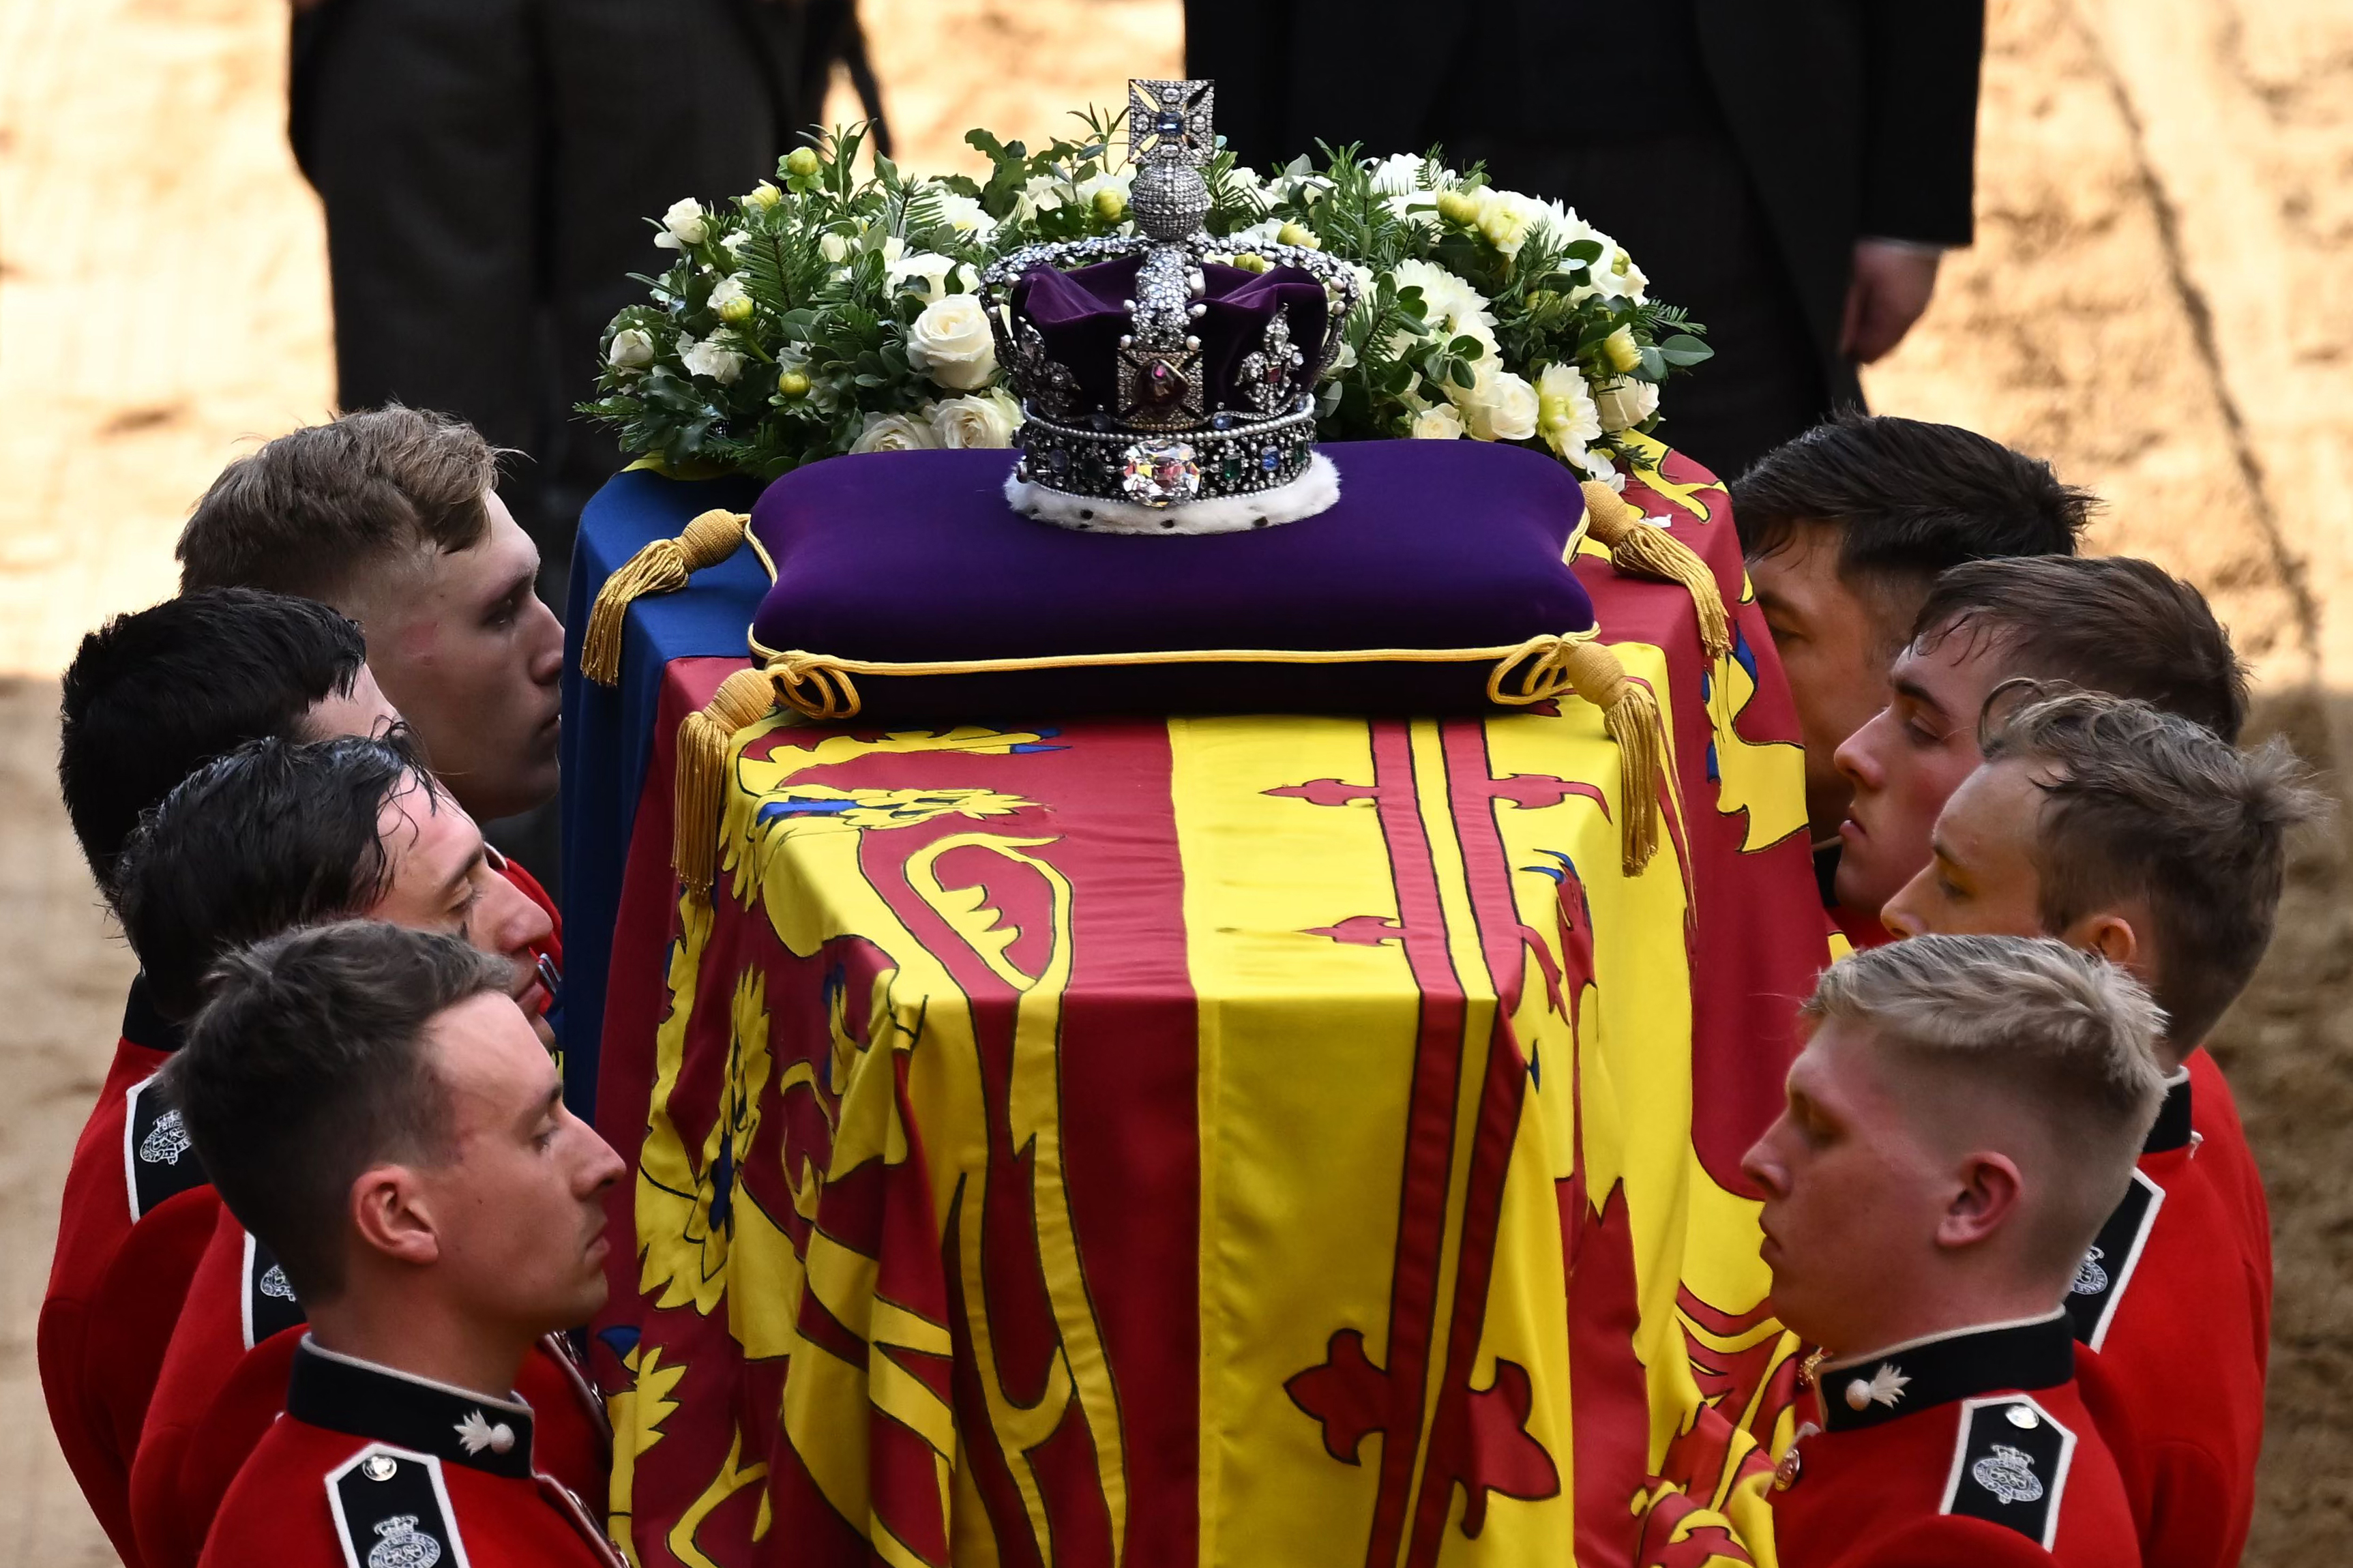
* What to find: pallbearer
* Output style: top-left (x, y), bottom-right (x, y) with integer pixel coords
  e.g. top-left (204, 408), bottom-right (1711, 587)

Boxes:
top-left (1743, 936), bottom-right (2159, 1567)
top-left (172, 923), bottom-right (627, 1568)
top-left (1884, 691), bottom-right (2316, 1568)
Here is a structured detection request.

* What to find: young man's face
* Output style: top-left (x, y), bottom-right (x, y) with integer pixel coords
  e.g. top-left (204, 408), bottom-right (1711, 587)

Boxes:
top-left (414, 992), bottom-right (622, 1337)
top-left (1881, 760), bottom-right (2051, 941)
top-left (299, 662), bottom-right (401, 742)
top-left (1741, 1020), bottom-right (1951, 1357)
top-left (1747, 522), bottom-right (1915, 846)
top-left (370, 773), bottom-right (556, 1035)
top-left (1830, 626), bottom-right (2011, 923)
top-left (360, 493), bottom-right (563, 823)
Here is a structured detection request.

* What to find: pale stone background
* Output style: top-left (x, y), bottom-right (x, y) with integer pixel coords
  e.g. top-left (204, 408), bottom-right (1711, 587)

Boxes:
top-left (0, 0), bottom-right (2344, 1559)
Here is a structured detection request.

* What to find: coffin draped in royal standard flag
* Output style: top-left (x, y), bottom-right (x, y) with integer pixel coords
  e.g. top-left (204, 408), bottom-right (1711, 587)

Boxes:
top-left (566, 434), bottom-right (1837, 1568)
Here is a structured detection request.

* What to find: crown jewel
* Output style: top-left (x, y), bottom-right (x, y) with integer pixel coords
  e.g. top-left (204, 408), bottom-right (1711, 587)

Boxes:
top-left (986, 79), bottom-right (1362, 533)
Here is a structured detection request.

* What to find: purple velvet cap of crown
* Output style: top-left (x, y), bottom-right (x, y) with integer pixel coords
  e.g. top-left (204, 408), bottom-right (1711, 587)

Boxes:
top-left (748, 440), bottom-right (1595, 704)
top-left (1011, 254), bottom-right (1329, 415)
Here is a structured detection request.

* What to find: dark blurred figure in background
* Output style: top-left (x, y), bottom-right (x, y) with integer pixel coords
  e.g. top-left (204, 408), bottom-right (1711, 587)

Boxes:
top-left (1189, 1), bottom-right (1985, 482)
top-left (286, 0), bottom-right (883, 602)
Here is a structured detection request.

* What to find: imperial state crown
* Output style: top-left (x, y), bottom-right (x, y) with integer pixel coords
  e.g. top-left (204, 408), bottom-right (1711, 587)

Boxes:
top-left (983, 78), bottom-right (1362, 534)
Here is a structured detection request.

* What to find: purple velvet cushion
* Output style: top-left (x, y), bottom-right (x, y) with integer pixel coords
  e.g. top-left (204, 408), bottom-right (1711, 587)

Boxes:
top-left (747, 440), bottom-right (1594, 721)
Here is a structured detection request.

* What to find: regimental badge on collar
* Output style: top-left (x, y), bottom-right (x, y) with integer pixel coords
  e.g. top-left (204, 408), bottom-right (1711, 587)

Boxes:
top-left (123, 1075), bottom-right (209, 1222)
top-left (328, 1445), bottom-right (469, 1568)
top-left (1940, 1395), bottom-right (2077, 1549)
top-left (2065, 1169), bottom-right (2165, 1351)
top-left (241, 1230), bottom-right (308, 1350)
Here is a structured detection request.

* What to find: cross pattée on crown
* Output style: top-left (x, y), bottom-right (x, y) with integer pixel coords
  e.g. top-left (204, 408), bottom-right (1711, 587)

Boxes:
top-left (1128, 79), bottom-right (1215, 168)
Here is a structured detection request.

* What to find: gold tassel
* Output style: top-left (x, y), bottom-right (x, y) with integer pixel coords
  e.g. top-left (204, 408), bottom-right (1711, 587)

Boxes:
top-left (580, 509), bottom-right (750, 686)
top-left (1490, 635), bottom-right (1666, 876)
top-left (672, 666), bottom-right (780, 891)
top-left (1578, 480), bottom-right (1732, 662)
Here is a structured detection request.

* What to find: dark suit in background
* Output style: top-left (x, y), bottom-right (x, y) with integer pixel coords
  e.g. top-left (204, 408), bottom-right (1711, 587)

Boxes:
top-left (289, 0), bottom-right (823, 593)
top-left (1187, 0), bottom-right (1984, 482)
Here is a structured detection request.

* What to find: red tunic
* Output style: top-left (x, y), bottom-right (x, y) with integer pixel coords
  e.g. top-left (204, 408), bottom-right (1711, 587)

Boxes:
top-left (37, 979), bottom-right (216, 1567)
top-left (494, 848), bottom-right (564, 970)
top-left (198, 1338), bottom-right (621, 1568)
top-left (134, 1207), bottom-right (610, 1568)
top-left (1773, 1314), bottom-right (2141, 1568)
top-left (2069, 1054), bottom-right (2268, 1568)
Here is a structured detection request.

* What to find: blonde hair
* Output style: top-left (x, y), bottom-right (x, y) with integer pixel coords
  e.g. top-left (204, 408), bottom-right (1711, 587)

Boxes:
top-left (1804, 934), bottom-right (2168, 1274)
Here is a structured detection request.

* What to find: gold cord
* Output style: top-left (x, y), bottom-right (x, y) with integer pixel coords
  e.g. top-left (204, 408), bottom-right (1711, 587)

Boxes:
top-left (580, 510), bottom-right (750, 686)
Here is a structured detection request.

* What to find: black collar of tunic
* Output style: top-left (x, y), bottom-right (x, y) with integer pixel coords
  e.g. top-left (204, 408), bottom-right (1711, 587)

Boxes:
top-left (2144, 1065), bottom-right (2193, 1154)
top-left (1813, 1312), bottom-right (2074, 1434)
top-left (288, 1336), bottom-right (538, 1479)
top-left (121, 973), bottom-right (186, 1055)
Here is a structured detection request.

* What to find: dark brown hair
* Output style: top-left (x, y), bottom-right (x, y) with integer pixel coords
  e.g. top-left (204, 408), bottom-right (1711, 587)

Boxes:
top-left (176, 406), bottom-right (501, 606)
top-left (166, 921), bottom-right (509, 1302)
top-left (1734, 411), bottom-right (2095, 579)
top-left (1983, 689), bottom-right (2320, 1049)
top-left (1914, 555), bottom-right (2249, 742)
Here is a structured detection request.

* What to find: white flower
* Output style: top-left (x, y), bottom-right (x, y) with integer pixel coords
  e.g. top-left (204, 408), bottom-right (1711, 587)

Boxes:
top-left (1531, 199), bottom-right (1597, 251)
top-left (1014, 175), bottom-right (1068, 221)
top-left (720, 228), bottom-right (754, 256)
top-left (850, 411), bottom-right (939, 454)
top-left (934, 190), bottom-right (998, 242)
top-left (1223, 163), bottom-right (1266, 195)
top-left (1470, 188), bottom-right (1545, 258)
top-left (1462, 369), bottom-right (1539, 442)
top-left (1582, 243), bottom-right (1648, 304)
top-left (1074, 168), bottom-right (1133, 211)
top-left (819, 231), bottom-right (853, 264)
top-left (906, 293), bottom-right (998, 391)
top-left (930, 388), bottom-right (1024, 448)
top-left (1367, 151), bottom-right (1432, 196)
top-left (606, 327), bottom-right (655, 371)
top-left (1389, 259), bottom-right (1500, 368)
top-left (708, 275), bottom-right (750, 312)
top-left (888, 249), bottom-right (963, 304)
top-left (1594, 376), bottom-right (1661, 432)
top-left (677, 331), bottom-right (745, 385)
top-left (655, 197), bottom-right (709, 250)
top-left (1223, 216), bottom-right (1286, 253)
top-left (1410, 404), bottom-right (1466, 440)
top-left (1536, 361), bottom-right (1603, 464)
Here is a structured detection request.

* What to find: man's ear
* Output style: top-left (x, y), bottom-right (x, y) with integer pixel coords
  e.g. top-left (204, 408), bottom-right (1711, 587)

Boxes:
top-left (2060, 909), bottom-right (2140, 970)
top-left (1935, 1151), bottom-right (2024, 1250)
top-left (349, 1165), bottom-right (441, 1269)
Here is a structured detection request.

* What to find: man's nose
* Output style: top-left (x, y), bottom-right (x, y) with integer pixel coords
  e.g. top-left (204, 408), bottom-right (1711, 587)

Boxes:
top-left (1833, 711), bottom-right (1887, 789)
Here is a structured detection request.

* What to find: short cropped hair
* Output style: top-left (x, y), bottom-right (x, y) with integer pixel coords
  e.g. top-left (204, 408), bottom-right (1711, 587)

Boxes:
top-left (112, 734), bottom-right (435, 1020)
top-left (176, 406), bottom-right (501, 606)
top-left (1734, 412), bottom-right (2094, 577)
top-left (168, 921), bottom-right (509, 1301)
top-left (59, 589), bottom-right (368, 891)
top-left (1983, 690), bottom-right (2320, 1048)
top-left (1804, 934), bottom-right (2167, 1276)
top-left (1914, 556), bottom-right (2248, 742)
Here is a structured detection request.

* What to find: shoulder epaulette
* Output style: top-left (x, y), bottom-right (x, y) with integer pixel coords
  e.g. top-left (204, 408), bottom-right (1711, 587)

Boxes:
top-left (328, 1443), bottom-right (470, 1568)
top-left (2065, 1169), bottom-right (2165, 1350)
top-left (122, 1074), bottom-right (209, 1222)
top-left (241, 1230), bottom-right (308, 1350)
top-left (1940, 1393), bottom-right (2076, 1549)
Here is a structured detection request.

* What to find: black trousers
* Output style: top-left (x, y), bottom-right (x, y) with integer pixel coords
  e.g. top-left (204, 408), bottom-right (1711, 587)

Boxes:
top-left (1448, 132), bottom-right (1859, 485)
top-left (292, 0), bottom-right (799, 587)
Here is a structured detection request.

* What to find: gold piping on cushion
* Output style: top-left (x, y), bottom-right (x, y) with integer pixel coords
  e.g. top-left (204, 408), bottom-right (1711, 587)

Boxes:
top-left (673, 666), bottom-right (780, 891)
top-left (580, 510), bottom-right (750, 686)
top-left (1489, 634), bottom-right (1665, 876)
top-left (1579, 480), bottom-right (1732, 662)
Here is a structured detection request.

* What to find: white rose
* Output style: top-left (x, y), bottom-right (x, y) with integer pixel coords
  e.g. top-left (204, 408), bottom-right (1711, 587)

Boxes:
top-left (888, 249), bottom-right (962, 304)
top-left (1594, 376), bottom-right (1661, 432)
top-left (1015, 175), bottom-right (1068, 222)
top-left (850, 411), bottom-right (941, 454)
top-left (819, 231), bottom-right (852, 264)
top-left (677, 332), bottom-right (745, 385)
top-left (1462, 370), bottom-right (1539, 443)
top-left (1074, 168), bottom-right (1133, 209)
top-left (934, 190), bottom-right (998, 241)
top-left (606, 327), bottom-right (655, 371)
top-left (1536, 361), bottom-right (1603, 462)
top-left (720, 228), bottom-right (754, 256)
top-left (1410, 404), bottom-right (1466, 440)
top-left (1389, 259), bottom-right (1499, 362)
top-left (655, 197), bottom-right (709, 250)
top-left (708, 275), bottom-right (750, 312)
top-left (906, 293), bottom-right (998, 391)
top-left (1223, 216), bottom-right (1286, 252)
top-left (930, 389), bottom-right (1024, 449)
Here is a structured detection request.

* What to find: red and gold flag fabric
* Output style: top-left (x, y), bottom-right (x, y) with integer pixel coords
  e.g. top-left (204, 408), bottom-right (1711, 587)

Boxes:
top-left (593, 439), bottom-right (1831, 1568)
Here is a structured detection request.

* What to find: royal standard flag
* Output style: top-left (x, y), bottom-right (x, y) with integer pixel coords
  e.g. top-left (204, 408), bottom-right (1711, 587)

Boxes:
top-left (593, 441), bottom-right (1833, 1568)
